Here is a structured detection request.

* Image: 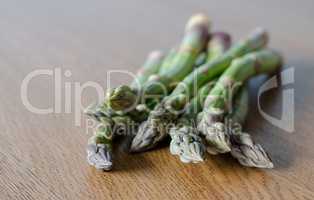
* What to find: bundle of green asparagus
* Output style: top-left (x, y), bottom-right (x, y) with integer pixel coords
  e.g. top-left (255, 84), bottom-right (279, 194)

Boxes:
top-left (84, 13), bottom-right (282, 171)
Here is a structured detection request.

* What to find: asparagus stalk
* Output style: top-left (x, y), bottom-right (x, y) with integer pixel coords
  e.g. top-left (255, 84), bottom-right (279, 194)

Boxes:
top-left (159, 47), bottom-right (207, 80)
top-left (130, 51), bottom-right (165, 90)
top-left (158, 48), bottom-right (177, 75)
top-left (192, 31), bottom-right (232, 69)
top-left (106, 13), bottom-right (211, 112)
top-left (159, 48), bottom-right (208, 85)
top-left (131, 32), bottom-right (232, 152)
top-left (198, 49), bottom-right (282, 154)
top-left (227, 86), bottom-right (274, 168)
top-left (207, 32), bottom-right (232, 61)
top-left (169, 81), bottom-right (216, 163)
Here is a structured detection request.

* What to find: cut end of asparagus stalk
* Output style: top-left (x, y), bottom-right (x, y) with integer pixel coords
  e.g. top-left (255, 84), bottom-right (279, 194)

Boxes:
top-left (209, 32), bottom-right (232, 51)
top-left (230, 133), bottom-right (274, 169)
top-left (247, 27), bottom-right (269, 51)
top-left (148, 50), bottom-right (164, 60)
top-left (212, 32), bottom-right (232, 45)
top-left (106, 85), bottom-right (138, 111)
top-left (169, 126), bottom-right (206, 163)
top-left (206, 31), bottom-right (232, 61)
top-left (86, 137), bottom-right (113, 171)
top-left (185, 13), bottom-right (211, 33)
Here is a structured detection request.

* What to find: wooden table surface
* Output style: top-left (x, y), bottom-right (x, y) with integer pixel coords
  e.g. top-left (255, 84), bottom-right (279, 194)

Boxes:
top-left (1, 0), bottom-right (314, 199)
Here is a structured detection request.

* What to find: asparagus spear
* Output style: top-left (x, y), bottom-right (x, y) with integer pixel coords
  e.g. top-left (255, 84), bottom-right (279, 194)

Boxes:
top-left (86, 115), bottom-right (134, 171)
top-left (227, 86), bottom-right (273, 168)
top-left (198, 49), bottom-right (282, 154)
top-left (130, 32), bottom-right (232, 152)
top-left (86, 117), bottom-right (114, 171)
top-left (85, 50), bottom-right (165, 171)
top-left (106, 13), bottom-right (211, 112)
top-left (169, 81), bottom-right (216, 163)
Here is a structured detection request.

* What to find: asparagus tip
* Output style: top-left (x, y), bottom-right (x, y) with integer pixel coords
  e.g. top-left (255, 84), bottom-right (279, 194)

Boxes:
top-left (130, 137), bottom-right (143, 152)
top-left (130, 121), bottom-right (149, 153)
top-left (129, 121), bottom-right (153, 152)
top-left (230, 133), bottom-right (274, 169)
top-left (106, 85), bottom-right (137, 111)
top-left (169, 126), bottom-right (206, 163)
top-left (198, 121), bottom-right (231, 154)
top-left (86, 143), bottom-right (113, 171)
top-left (130, 102), bottom-right (177, 152)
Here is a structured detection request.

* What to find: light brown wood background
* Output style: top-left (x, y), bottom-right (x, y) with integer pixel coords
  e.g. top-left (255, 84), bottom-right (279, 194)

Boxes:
top-left (1, 0), bottom-right (314, 199)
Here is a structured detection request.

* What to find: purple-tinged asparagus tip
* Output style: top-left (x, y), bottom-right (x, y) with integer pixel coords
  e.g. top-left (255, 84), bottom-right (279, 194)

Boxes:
top-left (210, 32), bottom-right (232, 50)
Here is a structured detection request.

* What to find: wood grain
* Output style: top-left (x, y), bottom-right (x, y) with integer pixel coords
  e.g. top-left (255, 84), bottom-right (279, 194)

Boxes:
top-left (1, 0), bottom-right (314, 199)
